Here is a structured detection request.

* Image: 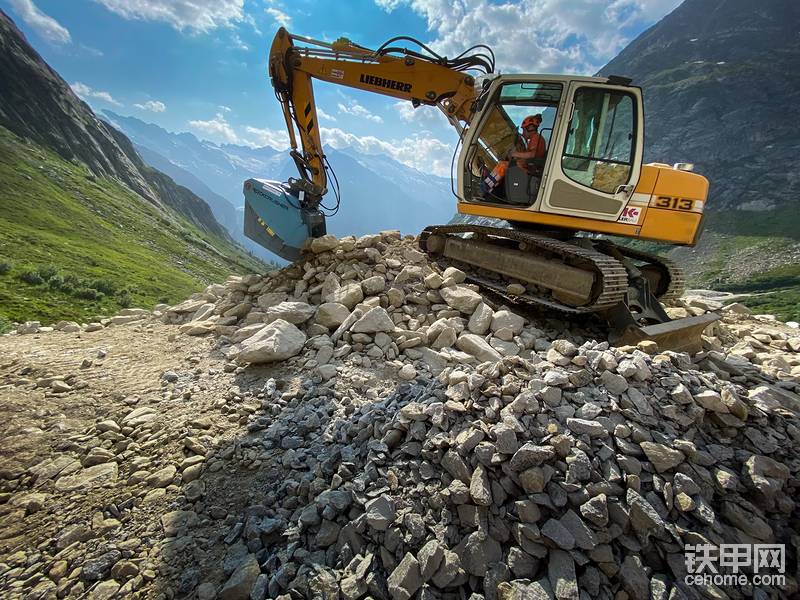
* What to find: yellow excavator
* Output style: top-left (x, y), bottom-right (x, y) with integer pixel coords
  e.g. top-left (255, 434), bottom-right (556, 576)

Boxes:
top-left (243, 28), bottom-right (718, 352)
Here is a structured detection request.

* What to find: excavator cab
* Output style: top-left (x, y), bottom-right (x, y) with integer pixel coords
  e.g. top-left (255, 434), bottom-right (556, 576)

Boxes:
top-left (461, 75), bottom-right (644, 220)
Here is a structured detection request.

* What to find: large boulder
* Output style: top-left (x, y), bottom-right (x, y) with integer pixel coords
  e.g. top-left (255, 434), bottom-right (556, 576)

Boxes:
top-left (439, 285), bottom-right (483, 314)
top-left (314, 303), bottom-right (351, 329)
top-left (351, 307), bottom-right (395, 333)
top-left (232, 320), bottom-right (306, 363)
top-left (264, 301), bottom-right (315, 325)
top-left (456, 333), bottom-right (502, 362)
top-left (327, 283), bottom-right (364, 310)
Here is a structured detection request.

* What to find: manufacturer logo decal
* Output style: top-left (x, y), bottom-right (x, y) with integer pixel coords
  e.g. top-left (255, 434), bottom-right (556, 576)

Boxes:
top-left (359, 74), bottom-right (412, 92)
top-left (617, 207), bottom-right (641, 224)
top-left (331, 69), bottom-right (344, 80)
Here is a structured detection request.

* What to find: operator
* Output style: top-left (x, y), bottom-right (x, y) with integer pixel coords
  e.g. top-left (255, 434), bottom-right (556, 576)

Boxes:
top-left (481, 114), bottom-right (547, 197)
top-left (512, 114), bottom-right (547, 170)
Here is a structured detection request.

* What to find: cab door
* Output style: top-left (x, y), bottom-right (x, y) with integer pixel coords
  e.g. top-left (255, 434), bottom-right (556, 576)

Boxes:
top-left (540, 81), bottom-right (644, 221)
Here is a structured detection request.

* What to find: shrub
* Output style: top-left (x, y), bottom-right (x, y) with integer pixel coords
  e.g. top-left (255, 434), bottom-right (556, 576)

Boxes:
top-left (37, 265), bottom-right (58, 281)
top-left (90, 279), bottom-right (117, 295)
top-left (18, 270), bottom-right (44, 285)
top-left (74, 287), bottom-right (103, 301)
top-left (117, 290), bottom-right (133, 308)
top-left (0, 316), bottom-right (10, 334)
top-left (0, 262), bottom-right (11, 275)
top-left (47, 275), bottom-right (65, 290)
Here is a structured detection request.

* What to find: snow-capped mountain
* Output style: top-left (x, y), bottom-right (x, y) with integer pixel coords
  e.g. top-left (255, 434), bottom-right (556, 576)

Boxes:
top-left (103, 111), bottom-right (456, 259)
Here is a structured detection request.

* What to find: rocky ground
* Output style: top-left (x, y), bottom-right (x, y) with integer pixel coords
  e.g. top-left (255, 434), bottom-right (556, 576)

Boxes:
top-left (1, 231), bottom-right (799, 600)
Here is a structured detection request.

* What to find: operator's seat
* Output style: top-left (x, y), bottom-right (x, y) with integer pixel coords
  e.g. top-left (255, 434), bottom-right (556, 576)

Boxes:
top-left (504, 164), bottom-right (539, 206)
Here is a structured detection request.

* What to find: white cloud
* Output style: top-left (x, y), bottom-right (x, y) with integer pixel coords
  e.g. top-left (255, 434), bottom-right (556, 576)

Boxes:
top-left (188, 112), bottom-right (241, 144)
top-left (218, 105), bottom-right (232, 113)
top-left (71, 82), bottom-right (123, 106)
top-left (374, 0), bottom-right (682, 74)
top-left (243, 126), bottom-right (290, 150)
top-left (392, 101), bottom-right (450, 130)
top-left (231, 33), bottom-right (249, 51)
top-left (93, 0), bottom-right (245, 33)
top-left (316, 108), bottom-right (336, 122)
top-left (8, 0), bottom-right (71, 44)
top-left (134, 100), bottom-right (166, 112)
top-left (337, 102), bottom-right (383, 124)
top-left (265, 7), bottom-right (291, 27)
top-left (375, 0), bottom-right (404, 9)
top-left (321, 126), bottom-right (453, 177)
top-left (187, 112), bottom-right (289, 149)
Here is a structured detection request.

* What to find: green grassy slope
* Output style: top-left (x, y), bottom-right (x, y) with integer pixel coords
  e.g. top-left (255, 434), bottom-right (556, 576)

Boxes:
top-left (0, 127), bottom-right (265, 325)
top-left (683, 210), bottom-right (800, 321)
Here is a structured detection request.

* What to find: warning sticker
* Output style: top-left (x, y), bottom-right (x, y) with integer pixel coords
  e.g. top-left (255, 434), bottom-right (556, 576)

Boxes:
top-left (330, 69), bottom-right (345, 80)
top-left (617, 207), bottom-right (641, 224)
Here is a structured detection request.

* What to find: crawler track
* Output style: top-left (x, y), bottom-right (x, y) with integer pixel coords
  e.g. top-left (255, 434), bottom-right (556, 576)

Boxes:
top-left (419, 224), bottom-right (629, 314)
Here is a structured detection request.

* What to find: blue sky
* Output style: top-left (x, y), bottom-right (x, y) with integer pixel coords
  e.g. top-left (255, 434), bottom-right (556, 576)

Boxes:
top-left (3, 0), bottom-right (682, 175)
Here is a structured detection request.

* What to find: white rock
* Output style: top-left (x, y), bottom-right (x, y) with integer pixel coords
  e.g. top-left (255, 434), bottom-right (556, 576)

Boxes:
top-left (443, 267), bottom-right (466, 283)
top-left (431, 327), bottom-right (457, 349)
top-left (424, 273), bottom-right (443, 289)
top-left (351, 307), bottom-right (395, 333)
top-left (361, 276), bottom-right (386, 295)
top-left (490, 310), bottom-right (525, 335)
top-left (468, 302), bottom-right (494, 335)
top-left (439, 286), bottom-right (482, 314)
top-left (395, 266), bottom-right (423, 283)
top-left (233, 320), bottom-right (307, 363)
top-left (327, 284), bottom-right (364, 309)
top-left (722, 302), bottom-right (752, 315)
top-left (694, 390), bottom-right (729, 413)
top-left (257, 292), bottom-right (287, 310)
top-left (315, 303), bottom-right (351, 329)
top-left (231, 323), bottom-right (268, 343)
top-left (398, 365), bottom-right (417, 380)
top-left (264, 302), bottom-right (315, 325)
top-left (317, 364), bottom-right (337, 380)
top-left (456, 334), bottom-right (502, 362)
top-left (309, 234), bottom-right (339, 253)
top-left (109, 314), bottom-right (146, 326)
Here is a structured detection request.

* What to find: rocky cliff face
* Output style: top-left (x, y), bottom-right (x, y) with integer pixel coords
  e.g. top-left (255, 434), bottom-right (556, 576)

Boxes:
top-left (598, 0), bottom-right (800, 307)
top-left (599, 0), bottom-right (800, 211)
top-left (0, 10), bottom-right (228, 239)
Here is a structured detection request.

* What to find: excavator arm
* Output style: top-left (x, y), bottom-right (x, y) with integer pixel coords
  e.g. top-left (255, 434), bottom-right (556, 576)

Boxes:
top-left (243, 28), bottom-right (492, 260)
top-left (269, 27), bottom-right (486, 205)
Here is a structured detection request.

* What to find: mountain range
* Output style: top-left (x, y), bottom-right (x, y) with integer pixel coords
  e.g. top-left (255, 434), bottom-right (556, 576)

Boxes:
top-left (102, 111), bottom-right (456, 257)
top-left (0, 10), bottom-right (265, 325)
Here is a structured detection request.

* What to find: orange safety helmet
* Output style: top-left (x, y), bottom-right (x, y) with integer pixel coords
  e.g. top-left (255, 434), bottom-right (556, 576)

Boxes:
top-left (521, 114), bottom-right (543, 129)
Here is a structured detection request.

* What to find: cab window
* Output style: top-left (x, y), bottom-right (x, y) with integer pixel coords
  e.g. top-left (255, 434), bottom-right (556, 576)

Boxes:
top-left (562, 88), bottom-right (635, 194)
top-left (463, 81), bottom-right (562, 201)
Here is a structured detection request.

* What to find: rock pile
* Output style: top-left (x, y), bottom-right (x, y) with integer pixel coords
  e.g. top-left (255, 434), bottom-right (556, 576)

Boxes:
top-left (154, 232), bottom-right (799, 599)
top-left (1, 231), bottom-right (799, 600)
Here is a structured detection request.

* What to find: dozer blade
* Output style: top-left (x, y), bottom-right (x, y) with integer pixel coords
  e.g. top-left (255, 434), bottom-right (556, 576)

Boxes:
top-left (243, 178), bottom-right (326, 262)
top-left (608, 312), bottom-right (720, 355)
